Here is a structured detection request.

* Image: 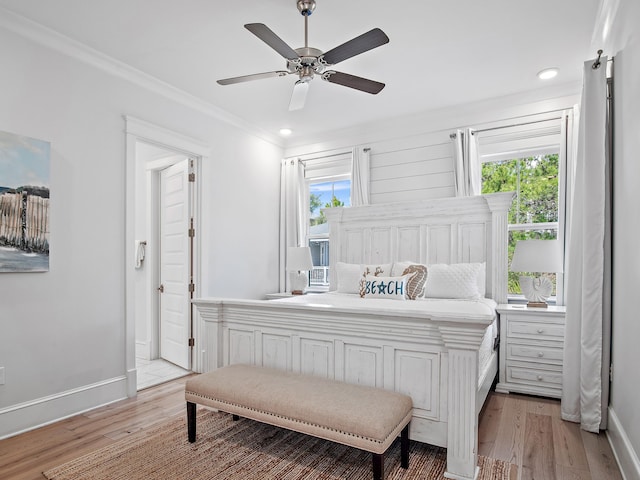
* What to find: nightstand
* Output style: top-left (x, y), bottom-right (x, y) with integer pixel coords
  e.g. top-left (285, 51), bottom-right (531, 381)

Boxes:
top-left (264, 292), bottom-right (294, 300)
top-left (495, 304), bottom-right (566, 398)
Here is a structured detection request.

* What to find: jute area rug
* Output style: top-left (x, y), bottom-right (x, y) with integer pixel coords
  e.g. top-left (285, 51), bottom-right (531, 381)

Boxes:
top-left (43, 410), bottom-right (513, 480)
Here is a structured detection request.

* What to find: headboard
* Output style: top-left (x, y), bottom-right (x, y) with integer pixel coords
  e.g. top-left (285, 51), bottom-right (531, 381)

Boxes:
top-left (323, 192), bottom-right (514, 303)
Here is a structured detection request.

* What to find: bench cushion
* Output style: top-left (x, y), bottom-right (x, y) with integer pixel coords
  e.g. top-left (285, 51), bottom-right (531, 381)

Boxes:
top-left (185, 364), bottom-right (413, 454)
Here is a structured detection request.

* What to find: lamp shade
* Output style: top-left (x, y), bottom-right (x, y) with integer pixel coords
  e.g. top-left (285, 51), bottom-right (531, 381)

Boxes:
top-left (510, 239), bottom-right (563, 273)
top-left (286, 246), bottom-right (313, 272)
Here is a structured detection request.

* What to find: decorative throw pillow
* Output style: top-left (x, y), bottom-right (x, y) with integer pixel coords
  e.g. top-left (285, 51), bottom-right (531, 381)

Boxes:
top-left (401, 264), bottom-right (428, 300)
top-left (338, 262), bottom-right (391, 294)
top-left (362, 274), bottom-right (413, 300)
top-left (364, 263), bottom-right (392, 276)
top-left (359, 265), bottom-right (385, 297)
top-left (424, 263), bottom-right (484, 299)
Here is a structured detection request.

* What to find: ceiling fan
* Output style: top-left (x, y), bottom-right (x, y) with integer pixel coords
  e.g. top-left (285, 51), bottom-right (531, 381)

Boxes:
top-left (217, 0), bottom-right (389, 111)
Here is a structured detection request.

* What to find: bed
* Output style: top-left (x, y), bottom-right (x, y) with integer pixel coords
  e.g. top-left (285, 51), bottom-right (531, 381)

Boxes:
top-left (193, 192), bottom-right (513, 480)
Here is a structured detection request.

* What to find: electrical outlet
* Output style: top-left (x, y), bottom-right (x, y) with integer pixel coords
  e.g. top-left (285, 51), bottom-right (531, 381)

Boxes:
top-left (0, 367), bottom-right (5, 385)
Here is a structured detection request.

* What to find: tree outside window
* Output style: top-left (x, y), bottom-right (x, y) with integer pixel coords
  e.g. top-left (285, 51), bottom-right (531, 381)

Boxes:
top-left (309, 179), bottom-right (350, 226)
top-left (482, 153), bottom-right (559, 295)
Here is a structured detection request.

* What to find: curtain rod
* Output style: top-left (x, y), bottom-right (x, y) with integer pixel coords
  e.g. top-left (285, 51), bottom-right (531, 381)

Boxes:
top-left (592, 49), bottom-right (604, 69)
top-left (293, 148), bottom-right (368, 164)
top-left (592, 49), bottom-right (614, 75)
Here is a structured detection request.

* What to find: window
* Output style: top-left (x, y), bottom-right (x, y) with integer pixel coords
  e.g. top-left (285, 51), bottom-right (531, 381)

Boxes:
top-left (478, 117), bottom-right (566, 301)
top-left (299, 150), bottom-right (353, 291)
top-left (308, 177), bottom-right (351, 290)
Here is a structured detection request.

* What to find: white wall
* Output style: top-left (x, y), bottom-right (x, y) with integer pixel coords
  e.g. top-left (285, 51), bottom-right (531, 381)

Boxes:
top-left (597, 0), bottom-right (640, 478)
top-left (0, 22), bottom-right (282, 437)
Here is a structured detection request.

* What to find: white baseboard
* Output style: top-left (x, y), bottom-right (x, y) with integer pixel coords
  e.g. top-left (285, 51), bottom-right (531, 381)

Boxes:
top-left (126, 367), bottom-right (138, 397)
top-left (0, 375), bottom-right (128, 440)
top-left (607, 407), bottom-right (640, 480)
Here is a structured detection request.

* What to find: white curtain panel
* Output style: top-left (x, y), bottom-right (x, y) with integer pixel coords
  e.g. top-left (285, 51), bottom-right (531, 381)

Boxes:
top-left (562, 57), bottom-right (611, 432)
top-left (351, 147), bottom-right (370, 206)
top-left (452, 128), bottom-right (481, 196)
top-left (279, 159), bottom-right (306, 292)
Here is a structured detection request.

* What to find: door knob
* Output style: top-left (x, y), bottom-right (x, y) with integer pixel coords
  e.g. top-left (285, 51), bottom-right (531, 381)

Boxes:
top-left (158, 284), bottom-right (164, 293)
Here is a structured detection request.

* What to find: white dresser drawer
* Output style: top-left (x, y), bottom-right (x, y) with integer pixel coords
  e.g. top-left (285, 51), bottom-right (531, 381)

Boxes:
top-left (507, 342), bottom-right (564, 363)
top-left (507, 365), bottom-right (563, 388)
top-left (507, 320), bottom-right (564, 340)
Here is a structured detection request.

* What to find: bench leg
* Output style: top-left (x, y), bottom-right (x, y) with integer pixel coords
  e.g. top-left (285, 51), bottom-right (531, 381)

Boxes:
top-left (401, 424), bottom-right (410, 469)
top-left (372, 453), bottom-right (384, 480)
top-left (187, 401), bottom-right (196, 443)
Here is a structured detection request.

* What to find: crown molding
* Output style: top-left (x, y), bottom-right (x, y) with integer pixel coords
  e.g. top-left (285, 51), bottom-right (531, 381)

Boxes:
top-left (0, 6), bottom-right (282, 148)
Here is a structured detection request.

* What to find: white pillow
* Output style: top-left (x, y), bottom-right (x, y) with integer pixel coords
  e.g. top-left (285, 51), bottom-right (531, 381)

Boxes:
top-left (363, 274), bottom-right (412, 300)
top-left (391, 261), bottom-right (414, 276)
top-left (335, 262), bottom-right (392, 294)
top-left (424, 263), bottom-right (484, 299)
top-left (336, 262), bottom-right (362, 294)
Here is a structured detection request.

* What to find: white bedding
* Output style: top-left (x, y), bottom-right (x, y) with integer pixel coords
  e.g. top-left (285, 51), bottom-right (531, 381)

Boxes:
top-left (274, 292), bottom-right (498, 376)
top-left (274, 291), bottom-right (496, 315)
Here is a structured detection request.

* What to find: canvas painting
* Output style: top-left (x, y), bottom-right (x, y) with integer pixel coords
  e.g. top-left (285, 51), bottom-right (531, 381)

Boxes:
top-left (0, 130), bottom-right (50, 272)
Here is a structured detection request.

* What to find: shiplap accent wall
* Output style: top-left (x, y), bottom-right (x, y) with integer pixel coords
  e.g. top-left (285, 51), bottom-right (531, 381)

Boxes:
top-left (289, 130), bottom-right (456, 205)
top-left (369, 131), bottom-right (454, 204)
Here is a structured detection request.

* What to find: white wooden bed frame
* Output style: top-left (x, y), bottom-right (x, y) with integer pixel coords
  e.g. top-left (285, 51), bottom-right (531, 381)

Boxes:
top-left (193, 192), bottom-right (513, 480)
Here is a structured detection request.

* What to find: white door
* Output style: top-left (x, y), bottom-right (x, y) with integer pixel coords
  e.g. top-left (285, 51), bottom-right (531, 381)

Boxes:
top-left (159, 159), bottom-right (191, 369)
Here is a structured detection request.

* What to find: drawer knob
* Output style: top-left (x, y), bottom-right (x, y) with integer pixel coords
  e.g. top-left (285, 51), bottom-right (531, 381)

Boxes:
top-left (537, 328), bottom-right (544, 334)
top-left (537, 352), bottom-right (544, 357)
top-left (537, 375), bottom-right (543, 381)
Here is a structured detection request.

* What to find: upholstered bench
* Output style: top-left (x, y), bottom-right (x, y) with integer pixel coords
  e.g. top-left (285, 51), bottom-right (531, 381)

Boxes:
top-left (185, 364), bottom-right (413, 480)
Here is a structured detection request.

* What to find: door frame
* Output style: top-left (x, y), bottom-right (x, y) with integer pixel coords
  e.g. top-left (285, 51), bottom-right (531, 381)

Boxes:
top-left (124, 116), bottom-right (207, 397)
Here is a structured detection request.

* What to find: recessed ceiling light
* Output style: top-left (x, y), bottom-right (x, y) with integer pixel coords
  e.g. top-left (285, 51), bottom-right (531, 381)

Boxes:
top-left (537, 68), bottom-right (559, 80)
top-left (279, 128), bottom-right (292, 136)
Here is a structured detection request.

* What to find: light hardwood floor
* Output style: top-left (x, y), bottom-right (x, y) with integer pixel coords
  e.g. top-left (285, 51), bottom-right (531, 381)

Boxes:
top-left (0, 377), bottom-right (623, 480)
top-left (479, 392), bottom-right (622, 480)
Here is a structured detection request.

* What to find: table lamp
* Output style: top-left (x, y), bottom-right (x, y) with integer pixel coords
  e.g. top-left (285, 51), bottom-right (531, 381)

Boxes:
top-left (510, 239), bottom-right (563, 308)
top-left (286, 246), bottom-right (313, 295)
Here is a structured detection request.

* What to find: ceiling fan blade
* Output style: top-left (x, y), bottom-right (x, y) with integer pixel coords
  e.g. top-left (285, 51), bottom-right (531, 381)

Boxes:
top-left (245, 23), bottom-right (299, 60)
top-left (289, 79), bottom-right (310, 111)
top-left (322, 71), bottom-right (385, 94)
top-left (321, 28), bottom-right (389, 65)
top-left (217, 71), bottom-right (290, 85)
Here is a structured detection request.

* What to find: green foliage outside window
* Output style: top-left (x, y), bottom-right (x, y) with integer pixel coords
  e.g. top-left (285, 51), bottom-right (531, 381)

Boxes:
top-left (481, 154), bottom-right (559, 294)
top-left (310, 193), bottom-right (323, 216)
top-left (309, 179), bottom-right (350, 227)
top-left (310, 195), bottom-right (344, 226)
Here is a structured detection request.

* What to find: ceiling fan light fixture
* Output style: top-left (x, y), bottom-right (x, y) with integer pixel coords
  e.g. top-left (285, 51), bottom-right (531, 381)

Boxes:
top-left (289, 79), bottom-right (310, 111)
top-left (537, 67), bottom-right (559, 80)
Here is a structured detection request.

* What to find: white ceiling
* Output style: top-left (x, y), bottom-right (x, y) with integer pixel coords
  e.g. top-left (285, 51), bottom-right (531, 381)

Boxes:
top-left (0, 0), bottom-right (602, 142)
